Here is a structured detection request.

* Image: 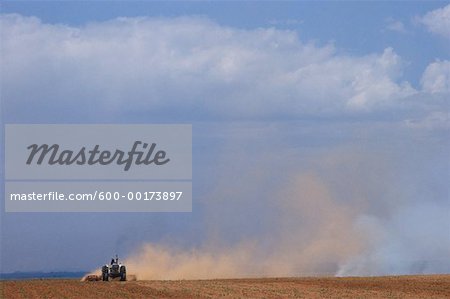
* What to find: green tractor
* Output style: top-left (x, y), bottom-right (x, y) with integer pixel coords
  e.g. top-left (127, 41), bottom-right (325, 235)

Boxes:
top-left (102, 255), bottom-right (126, 281)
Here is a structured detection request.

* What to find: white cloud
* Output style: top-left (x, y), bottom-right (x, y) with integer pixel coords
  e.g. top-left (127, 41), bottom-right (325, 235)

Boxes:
top-left (345, 48), bottom-right (415, 110)
top-left (385, 19), bottom-right (407, 34)
top-left (421, 60), bottom-right (450, 93)
top-left (419, 4), bottom-right (450, 39)
top-left (1, 13), bottom-right (420, 122)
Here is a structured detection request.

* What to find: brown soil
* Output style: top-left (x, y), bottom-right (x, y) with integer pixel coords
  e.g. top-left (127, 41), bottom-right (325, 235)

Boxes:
top-left (1, 275), bottom-right (449, 298)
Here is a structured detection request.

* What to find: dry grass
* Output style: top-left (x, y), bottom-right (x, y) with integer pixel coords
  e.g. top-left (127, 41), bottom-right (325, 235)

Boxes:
top-left (1, 275), bottom-right (449, 298)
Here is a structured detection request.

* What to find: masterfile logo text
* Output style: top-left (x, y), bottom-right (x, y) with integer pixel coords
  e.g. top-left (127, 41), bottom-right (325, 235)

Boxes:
top-left (26, 141), bottom-right (170, 171)
top-left (6, 124), bottom-right (191, 180)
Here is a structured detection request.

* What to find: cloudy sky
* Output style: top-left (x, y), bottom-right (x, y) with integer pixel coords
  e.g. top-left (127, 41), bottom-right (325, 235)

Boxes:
top-left (1, 2), bottom-right (449, 276)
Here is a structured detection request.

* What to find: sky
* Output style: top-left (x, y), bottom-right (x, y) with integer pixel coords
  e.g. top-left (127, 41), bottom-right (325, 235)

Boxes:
top-left (0, 1), bottom-right (449, 276)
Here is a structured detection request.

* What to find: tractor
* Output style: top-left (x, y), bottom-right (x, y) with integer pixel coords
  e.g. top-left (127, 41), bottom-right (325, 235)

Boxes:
top-left (101, 255), bottom-right (126, 281)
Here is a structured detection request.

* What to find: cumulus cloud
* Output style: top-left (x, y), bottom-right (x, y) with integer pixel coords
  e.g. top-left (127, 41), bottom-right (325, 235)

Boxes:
top-left (1, 14), bottom-right (418, 122)
top-left (421, 60), bottom-right (450, 93)
top-left (419, 4), bottom-right (450, 39)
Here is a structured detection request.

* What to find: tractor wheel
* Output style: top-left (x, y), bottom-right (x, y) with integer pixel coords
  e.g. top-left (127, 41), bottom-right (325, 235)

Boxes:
top-left (102, 265), bottom-right (109, 281)
top-left (120, 266), bottom-right (127, 281)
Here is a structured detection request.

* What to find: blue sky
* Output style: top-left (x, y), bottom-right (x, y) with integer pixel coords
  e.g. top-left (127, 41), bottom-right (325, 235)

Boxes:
top-left (1, 1), bottom-right (449, 277)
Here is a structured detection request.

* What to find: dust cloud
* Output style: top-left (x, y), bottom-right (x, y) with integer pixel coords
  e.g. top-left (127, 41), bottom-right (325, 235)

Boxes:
top-left (122, 173), bottom-right (367, 280)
